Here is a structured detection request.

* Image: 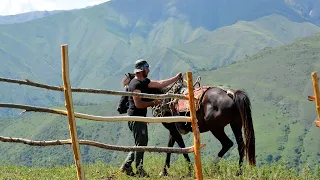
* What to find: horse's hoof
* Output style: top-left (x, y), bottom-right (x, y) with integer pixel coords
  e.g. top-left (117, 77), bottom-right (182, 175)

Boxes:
top-left (180, 173), bottom-right (193, 179)
top-left (236, 169), bottom-right (243, 176)
top-left (186, 172), bottom-right (192, 177)
top-left (159, 170), bottom-right (169, 177)
top-left (159, 172), bottom-right (169, 177)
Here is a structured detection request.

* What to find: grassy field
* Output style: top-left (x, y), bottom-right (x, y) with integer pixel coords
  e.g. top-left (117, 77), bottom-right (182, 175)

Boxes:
top-left (1, 154), bottom-right (319, 180)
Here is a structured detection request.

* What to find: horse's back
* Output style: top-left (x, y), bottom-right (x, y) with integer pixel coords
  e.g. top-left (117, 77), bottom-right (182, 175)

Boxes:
top-left (202, 87), bottom-right (238, 127)
top-left (205, 87), bottom-right (234, 107)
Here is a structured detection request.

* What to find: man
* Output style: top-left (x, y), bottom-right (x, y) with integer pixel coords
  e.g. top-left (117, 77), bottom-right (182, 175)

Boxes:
top-left (120, 59), bottom-right (183, 177)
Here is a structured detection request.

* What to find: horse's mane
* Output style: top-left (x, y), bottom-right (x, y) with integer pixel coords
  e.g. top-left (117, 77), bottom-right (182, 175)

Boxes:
top-left (122, 73), bottom-right (136, 87)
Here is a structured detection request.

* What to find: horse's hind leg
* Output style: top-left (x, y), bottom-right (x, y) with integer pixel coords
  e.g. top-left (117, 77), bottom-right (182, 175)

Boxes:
top-left (210, 128), bottom-right (234, 163)
top-left (230, 120), bottom-right (245, 175)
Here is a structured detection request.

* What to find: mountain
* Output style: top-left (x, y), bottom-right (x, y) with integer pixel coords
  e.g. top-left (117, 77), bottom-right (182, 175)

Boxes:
top-left (170, 14), bottom-right (320, 68)
top-left (0, 11), bottom-right (63, 24)
top-left (1, 32), bottom-right (320, 170)
top-left (285, 0), bottom-right (320, 26)
top-left (1, 1), bottom-right (320, 118)
top-left (106, 0), bottom-right (306, 31)
top-left (1, 0), bottom-right (319, 27)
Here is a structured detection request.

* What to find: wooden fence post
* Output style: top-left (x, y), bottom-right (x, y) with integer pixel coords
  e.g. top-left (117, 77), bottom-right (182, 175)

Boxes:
top-left (311, 72), bottom-right (320, 127)
top-left (186, 72), bottom-right (203, 180)
top-left (61, 44), bottom-right (85, 180)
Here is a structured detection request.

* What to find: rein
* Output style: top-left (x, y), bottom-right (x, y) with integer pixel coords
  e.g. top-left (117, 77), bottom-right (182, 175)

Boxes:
top-left (163, 77), bottom-right (183, 94)
top-left (151, 77), bottom-right (184, 117)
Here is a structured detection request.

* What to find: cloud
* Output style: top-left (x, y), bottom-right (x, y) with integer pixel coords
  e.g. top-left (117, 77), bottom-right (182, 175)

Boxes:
top-left (0, 0), bottom-right (109, 15)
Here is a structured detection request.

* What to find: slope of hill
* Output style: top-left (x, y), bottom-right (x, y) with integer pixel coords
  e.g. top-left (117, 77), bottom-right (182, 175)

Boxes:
top-left (1, 32), bottom-right (320, 170)
top-left (285, 0), bottom-right (320, 26)
top-left (0, 10), bottom-right (62, 24)
top-left (1, 0), bottom-right (319, 28)
top-left (171, 14), bottom-right (320, 68)
top-left (106, 0), bottom-right (306, 30)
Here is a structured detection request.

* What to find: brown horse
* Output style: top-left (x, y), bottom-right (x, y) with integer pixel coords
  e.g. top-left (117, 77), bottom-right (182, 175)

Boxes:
top-left (120, 73), bottom-right (255, 176)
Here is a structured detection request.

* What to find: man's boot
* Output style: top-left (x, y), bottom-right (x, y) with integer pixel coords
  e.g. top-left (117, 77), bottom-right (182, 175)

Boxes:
top-left (136, 167), bottom-right (149, 178)
top-left (120, 164), bottom-right (135, 176)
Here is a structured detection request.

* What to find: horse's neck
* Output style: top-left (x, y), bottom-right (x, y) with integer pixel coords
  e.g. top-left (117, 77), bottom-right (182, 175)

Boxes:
top-left (167, 83), bottom-right (187, 94)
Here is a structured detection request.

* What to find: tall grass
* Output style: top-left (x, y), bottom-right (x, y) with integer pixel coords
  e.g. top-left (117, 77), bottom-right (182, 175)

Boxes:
top-left (1, 153), bottom-right (320, 179)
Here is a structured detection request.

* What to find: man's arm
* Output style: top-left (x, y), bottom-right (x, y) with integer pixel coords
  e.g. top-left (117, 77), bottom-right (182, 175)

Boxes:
top-left (132, 89), bottom-right (162, 109)
top-left (148, 73), bottom-right (182, 89)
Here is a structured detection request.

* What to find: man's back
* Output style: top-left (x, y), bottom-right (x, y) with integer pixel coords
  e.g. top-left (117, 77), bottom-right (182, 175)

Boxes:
top-left (127, 78), bottom-right (151, 116)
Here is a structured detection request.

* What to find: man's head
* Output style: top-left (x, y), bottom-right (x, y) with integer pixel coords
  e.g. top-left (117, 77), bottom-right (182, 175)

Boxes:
top-left (134, 59), bottom-right (150, 78)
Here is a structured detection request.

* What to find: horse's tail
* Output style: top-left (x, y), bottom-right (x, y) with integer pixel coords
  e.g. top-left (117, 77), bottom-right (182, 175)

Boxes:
top-left (233, 90), bottom-right (256, 166)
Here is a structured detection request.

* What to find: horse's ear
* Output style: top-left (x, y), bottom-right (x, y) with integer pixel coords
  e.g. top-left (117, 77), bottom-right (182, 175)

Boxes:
top-left (128, 72), bottom-right (135, 79)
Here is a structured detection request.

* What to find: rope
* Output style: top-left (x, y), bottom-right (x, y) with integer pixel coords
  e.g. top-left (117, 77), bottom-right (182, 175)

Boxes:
top-left (151, 77), bottom-right (185, 117)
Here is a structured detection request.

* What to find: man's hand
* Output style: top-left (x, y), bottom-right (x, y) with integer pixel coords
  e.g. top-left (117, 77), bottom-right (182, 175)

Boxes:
top-left (149, 72), bottom-right (184, 89)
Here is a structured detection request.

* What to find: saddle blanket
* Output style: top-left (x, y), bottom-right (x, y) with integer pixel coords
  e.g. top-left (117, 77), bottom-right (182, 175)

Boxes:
top-left (175, 86), bottom-right (212, 112)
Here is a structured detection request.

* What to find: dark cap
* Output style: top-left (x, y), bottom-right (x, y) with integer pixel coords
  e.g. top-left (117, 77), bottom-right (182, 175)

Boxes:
top-left (134, 59), bottom-right (150, 73)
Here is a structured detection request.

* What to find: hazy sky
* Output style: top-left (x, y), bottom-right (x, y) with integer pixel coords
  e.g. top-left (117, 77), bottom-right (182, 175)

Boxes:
top-left (0, 0), bottom-right (110, 15)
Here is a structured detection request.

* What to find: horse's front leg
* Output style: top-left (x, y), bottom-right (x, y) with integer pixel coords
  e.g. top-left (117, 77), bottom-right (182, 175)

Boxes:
top-left (160, 133), bottom-right (175, 177)
top-left (174, 131), bottom-right (192, 177)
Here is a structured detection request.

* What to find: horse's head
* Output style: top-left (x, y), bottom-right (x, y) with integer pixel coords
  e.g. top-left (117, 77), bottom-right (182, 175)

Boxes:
top-left (122, 72), bottom-right (135, 88)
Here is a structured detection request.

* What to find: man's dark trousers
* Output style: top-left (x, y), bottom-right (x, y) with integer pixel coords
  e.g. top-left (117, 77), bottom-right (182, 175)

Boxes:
top-left (123, 121), bottom-right (148, 169)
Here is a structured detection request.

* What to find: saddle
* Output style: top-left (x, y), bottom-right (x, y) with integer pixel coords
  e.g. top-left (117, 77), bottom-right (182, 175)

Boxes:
top-left (174, 86), bottom-right (212, 113)
top-left (174, 85), bottom-right (235, 113)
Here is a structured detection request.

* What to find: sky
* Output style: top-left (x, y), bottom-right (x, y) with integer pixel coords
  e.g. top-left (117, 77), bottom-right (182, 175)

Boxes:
top-left (0, 0), bottom-right (110, 15)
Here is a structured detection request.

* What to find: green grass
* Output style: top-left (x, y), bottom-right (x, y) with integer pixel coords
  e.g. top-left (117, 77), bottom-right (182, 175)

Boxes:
top-left (1, 154), bottom-right (320, 180)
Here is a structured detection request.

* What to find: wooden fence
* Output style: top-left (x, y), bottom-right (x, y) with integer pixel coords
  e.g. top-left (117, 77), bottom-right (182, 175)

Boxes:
top-left (308, 72), bottom-right (320, 127)
top-left (0, 44), bottom-right (205, 180)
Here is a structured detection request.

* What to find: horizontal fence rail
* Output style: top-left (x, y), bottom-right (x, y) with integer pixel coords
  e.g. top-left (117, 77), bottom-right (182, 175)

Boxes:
top-left (0, 77), bottom-right (188, 100)
top-left (0, 103), bottom-right (191, 123)
top-left (0, 136), bottom-right (206, 154)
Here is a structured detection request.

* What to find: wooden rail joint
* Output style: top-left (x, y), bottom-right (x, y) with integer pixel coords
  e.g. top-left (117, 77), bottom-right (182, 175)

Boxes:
top-left (310, 72), bottom-right (320, 128)
top-left (308, 96), bottom-right (315, 102)
top-left (315, 119), bottom-right (320, 127)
